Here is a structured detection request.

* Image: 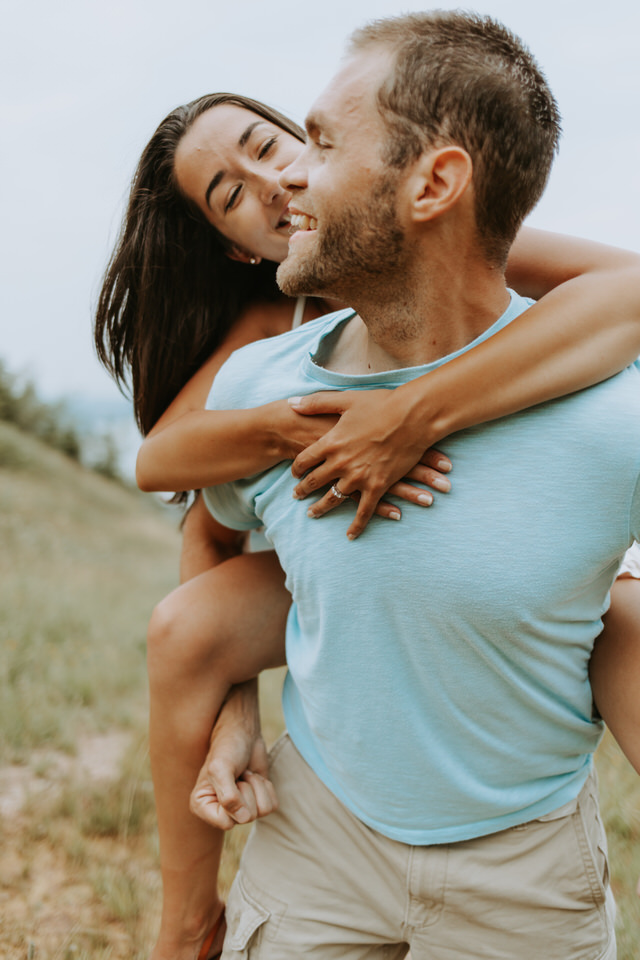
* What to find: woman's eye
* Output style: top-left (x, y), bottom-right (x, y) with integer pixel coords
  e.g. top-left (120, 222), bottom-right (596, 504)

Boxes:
top-left (258, 137), bottom-right (277, 160)
top-left (225, 185), bottom-right (242, 213)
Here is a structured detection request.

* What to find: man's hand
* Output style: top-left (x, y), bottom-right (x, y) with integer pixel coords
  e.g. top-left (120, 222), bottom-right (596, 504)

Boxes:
top-left (190, 680), bottom-right (278, 829)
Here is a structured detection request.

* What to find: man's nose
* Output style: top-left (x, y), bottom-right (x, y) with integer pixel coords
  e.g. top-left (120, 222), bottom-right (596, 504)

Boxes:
top-left (279, 150), bottom-right (307, 193)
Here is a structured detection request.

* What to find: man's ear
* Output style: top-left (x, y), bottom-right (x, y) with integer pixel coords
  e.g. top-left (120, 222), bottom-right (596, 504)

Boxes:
top-left (409, 146), bottom-right (473, 223)
top-left (226, 246), bottom-right (262, 265)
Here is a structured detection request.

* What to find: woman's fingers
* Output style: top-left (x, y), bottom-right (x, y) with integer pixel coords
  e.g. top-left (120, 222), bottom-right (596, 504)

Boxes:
top-left (294, 461), bottom-right (352, 500)
top-left (404, 464), bottom-right (451, 493)
top-left (386, 480), bottom-right (433, 505)
top-left (306, 487), bottom-right (402, 523)
top-left (288, 392), bottom-right (349, 416)
top-left (302, 462), bottom-right (453, 537)
top-left (291, 438), bottom-right (331, 481)
top-left (294, 449), bottom-right (451, 501)
top-left (418, 447), bottom-right (452, 472)
top-left (347, 491), bottom-right (389, 540)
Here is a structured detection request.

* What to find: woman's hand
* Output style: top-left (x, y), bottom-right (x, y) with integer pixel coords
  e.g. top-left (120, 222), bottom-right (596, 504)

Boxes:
top-left (303, 446), bottom-right (451, 524)
top-left (288, 389), bottom-right (451, 539)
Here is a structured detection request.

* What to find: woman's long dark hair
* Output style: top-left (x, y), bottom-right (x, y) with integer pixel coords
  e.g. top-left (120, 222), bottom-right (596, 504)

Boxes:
top-left (94, 93), bottom-right (304, 436)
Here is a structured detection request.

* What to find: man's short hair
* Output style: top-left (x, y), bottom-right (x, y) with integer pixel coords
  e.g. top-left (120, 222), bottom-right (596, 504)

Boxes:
top-left (349, 11), bottom-right (562, 266)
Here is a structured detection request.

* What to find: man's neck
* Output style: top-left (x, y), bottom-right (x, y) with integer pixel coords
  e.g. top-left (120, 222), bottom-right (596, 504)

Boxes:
top-left (323, 254), bottom-right (511, 375)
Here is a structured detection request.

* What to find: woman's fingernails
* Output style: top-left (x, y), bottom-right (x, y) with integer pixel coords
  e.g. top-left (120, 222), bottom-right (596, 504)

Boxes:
top-left (288, 396), bottom-right (303, 406)
top-left (417, 493), bottom-right (433, 506)
top-left (431, 477), bottom-right (451, 492)
top-left (389, 510), bottom-right (401, 520)
top-left (437, 459), bottom-right (451, 472)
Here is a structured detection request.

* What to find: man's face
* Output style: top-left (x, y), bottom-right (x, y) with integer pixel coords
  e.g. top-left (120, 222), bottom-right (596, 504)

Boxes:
top-left (276, 48), bottom-right (407, 299)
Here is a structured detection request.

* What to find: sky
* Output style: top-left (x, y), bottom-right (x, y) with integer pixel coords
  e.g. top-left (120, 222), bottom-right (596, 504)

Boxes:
top-left (1, 0), bottom-right (639, 405)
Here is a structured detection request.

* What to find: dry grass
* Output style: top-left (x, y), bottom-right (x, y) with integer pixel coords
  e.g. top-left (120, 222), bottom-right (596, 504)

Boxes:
top-left (0, 422), bottom-right (285, 957)
top-left (595, 733), bottom-right (640, 956)
top-left (0, 420), bottom-right (638, 957)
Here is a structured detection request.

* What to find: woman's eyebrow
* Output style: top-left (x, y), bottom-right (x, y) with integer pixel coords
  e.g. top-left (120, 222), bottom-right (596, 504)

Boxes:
top-left (238, 120), bottom-right (263, 148)
top-left (205, 121), bottom-right (267, 208)
top-left (205, 171), bottom-right (224, 208)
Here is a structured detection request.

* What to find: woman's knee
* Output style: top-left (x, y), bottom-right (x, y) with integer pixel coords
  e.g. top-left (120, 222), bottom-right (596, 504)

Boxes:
top-left (147, 586), bottom-right (226, 684)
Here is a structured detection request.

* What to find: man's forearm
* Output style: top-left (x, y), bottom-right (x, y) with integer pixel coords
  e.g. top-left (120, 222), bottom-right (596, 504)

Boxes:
top-left (213, 678), bottom-right (262, 750)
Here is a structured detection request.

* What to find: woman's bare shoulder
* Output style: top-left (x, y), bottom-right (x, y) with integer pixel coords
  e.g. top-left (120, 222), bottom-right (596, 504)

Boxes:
top-left (235, 298), bottom-right (298, 340)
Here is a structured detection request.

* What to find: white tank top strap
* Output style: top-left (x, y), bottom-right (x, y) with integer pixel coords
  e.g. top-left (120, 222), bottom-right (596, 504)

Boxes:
top-left (291, 296), bottom-right (307, 329)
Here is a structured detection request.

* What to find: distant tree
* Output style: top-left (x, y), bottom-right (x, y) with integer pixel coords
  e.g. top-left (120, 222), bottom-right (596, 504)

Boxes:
top-left (92, 433), bottom-right (121, 480)
top-left (0, 359), bottom-right (83, 467)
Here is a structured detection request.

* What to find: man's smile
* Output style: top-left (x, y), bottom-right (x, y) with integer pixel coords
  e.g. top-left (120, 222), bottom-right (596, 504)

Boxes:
top-left (289, 213), bottom-right (318, 232)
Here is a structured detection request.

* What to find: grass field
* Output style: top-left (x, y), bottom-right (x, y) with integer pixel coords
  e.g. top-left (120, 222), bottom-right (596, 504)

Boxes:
top-left (0, 419), bottom-right (638, 957)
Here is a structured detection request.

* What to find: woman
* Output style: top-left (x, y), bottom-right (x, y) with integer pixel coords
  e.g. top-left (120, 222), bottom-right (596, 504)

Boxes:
top-left (96, 93), bottom-right (640, 960)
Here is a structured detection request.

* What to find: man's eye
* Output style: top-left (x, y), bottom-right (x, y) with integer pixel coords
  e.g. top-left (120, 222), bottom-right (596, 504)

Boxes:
top-left (258, 137), bottom-right (277, 160)
top-left (225, 185), bottom-right (242, 213)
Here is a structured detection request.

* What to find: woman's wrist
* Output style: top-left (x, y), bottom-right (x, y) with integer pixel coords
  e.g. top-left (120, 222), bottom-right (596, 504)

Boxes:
top-left (395, 374), bottom-right (456, 450)
top-left (259, 400), bottom-right (298, 461)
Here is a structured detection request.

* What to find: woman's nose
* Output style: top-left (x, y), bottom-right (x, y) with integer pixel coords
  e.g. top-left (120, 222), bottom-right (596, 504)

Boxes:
top-left (255, 169), bottom-right (283, 206)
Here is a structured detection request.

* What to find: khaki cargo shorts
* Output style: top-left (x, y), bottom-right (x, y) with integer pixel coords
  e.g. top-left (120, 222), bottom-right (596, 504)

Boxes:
top-left (221, 734), bottom-right (616, 959)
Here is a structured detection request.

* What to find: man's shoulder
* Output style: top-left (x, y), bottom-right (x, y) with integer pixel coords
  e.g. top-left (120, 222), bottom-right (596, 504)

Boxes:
top-left (207, 308), bottom-right (353, 410)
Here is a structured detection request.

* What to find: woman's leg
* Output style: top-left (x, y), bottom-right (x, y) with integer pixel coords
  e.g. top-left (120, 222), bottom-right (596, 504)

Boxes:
top-left (590, 576), bottom-right (640, 774)
top-left (147, 550), bottom-right (289, 960)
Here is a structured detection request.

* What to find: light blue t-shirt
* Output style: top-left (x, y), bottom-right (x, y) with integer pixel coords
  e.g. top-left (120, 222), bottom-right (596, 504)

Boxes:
top-left (204, 292), bottom-right (640, 844)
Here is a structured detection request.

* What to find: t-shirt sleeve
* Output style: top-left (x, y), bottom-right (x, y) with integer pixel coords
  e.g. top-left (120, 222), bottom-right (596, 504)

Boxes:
top-left (202, 481), bottom-right (262, 532)
top-left (200, 350), bottom-right (263, 531)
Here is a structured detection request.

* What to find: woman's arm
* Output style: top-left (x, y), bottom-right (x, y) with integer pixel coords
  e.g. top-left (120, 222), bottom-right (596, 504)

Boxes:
top-left (136, 290), bottom-right (349, 492)
top-left (289, 228), bottom-right (640, 537)
top-left (137, 399), bottom-right (339, 493)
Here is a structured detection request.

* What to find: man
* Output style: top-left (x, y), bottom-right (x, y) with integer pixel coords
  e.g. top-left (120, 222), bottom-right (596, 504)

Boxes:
top-left (203, 11), bottom-right (634, 958)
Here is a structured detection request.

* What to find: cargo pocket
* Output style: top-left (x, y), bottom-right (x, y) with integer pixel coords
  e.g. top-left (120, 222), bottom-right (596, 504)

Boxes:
top-left (223, 871), bottom-right (285, 958)
top-left (576, 783), bottom-right (610, 906)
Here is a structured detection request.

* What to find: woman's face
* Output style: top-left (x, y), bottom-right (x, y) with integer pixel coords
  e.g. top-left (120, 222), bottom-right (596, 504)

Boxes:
top-left (174, 104), bottom-right (303, 264)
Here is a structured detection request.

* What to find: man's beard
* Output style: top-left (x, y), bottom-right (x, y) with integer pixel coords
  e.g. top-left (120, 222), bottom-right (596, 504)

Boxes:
top-left (277, 172), bottom-right (406, 301)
